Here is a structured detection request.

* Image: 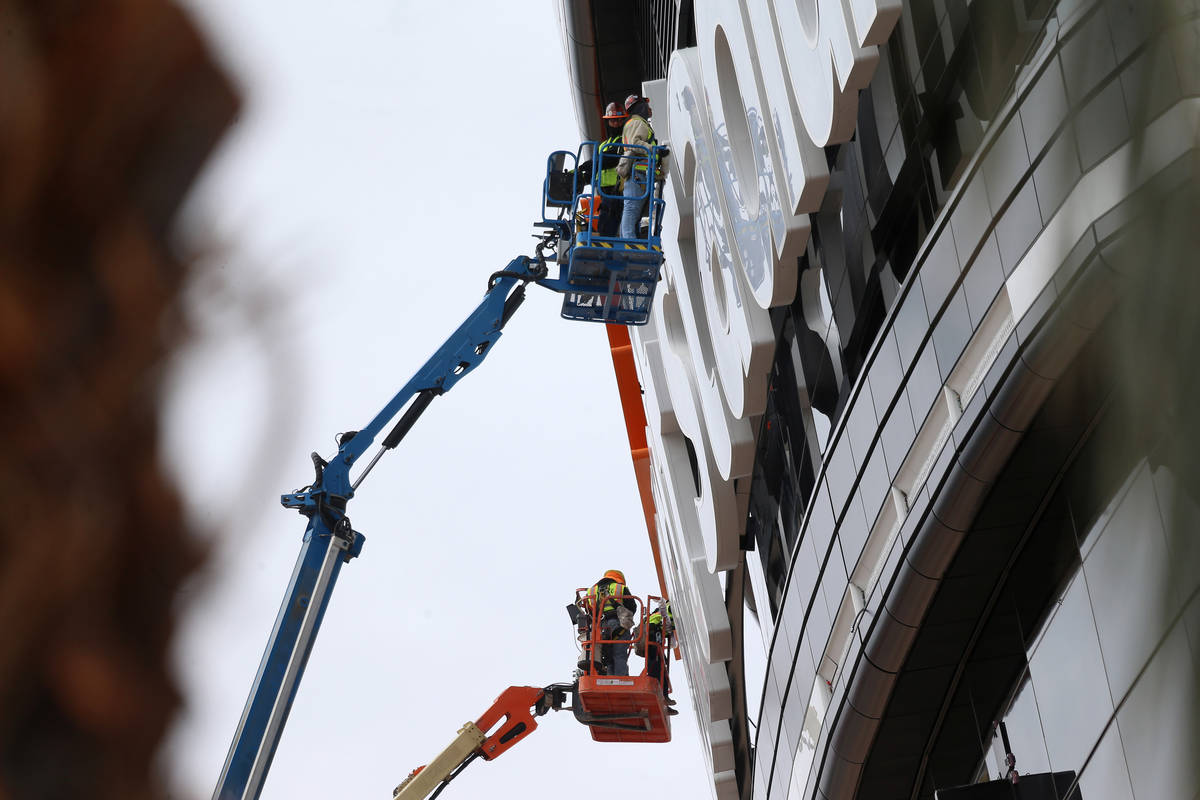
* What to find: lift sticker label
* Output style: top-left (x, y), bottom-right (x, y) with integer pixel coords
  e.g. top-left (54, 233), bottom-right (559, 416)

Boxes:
top-left (596, 679), bottom-right (636, 686)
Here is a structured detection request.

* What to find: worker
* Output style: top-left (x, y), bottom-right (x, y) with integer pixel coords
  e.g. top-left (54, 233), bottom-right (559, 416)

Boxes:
top-left (617, 94), bottom-right (660, 240)
top-left (644, 600), bottom-right (678, 714)
top-left (596, 101), bottom-right (628, 237)
top-left (583, 569), bottom-right (637, 676)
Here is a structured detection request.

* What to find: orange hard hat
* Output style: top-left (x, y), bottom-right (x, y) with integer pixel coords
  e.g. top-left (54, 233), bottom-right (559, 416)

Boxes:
top-left (603, 102), bottom-right (628, 120)
top-left (603, 569), bottom-right (626, 584)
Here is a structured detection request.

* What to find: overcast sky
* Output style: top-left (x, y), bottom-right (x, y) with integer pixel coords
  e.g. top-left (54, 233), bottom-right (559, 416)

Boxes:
top-left (160, 1), bottom-right (713, 798)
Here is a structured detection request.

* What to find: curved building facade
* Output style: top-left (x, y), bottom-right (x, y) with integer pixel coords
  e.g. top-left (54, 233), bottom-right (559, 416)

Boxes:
top-left (559, 1), bottom-right (1200, 798)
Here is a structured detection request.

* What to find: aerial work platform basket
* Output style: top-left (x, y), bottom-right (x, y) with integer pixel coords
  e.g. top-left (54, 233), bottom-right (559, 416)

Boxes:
top-left (538, 142), bottom-right (668, 326)
top-left (575, 674), bottom-right (671, 743)
top-left (569, 590), bottom-right (673, 743)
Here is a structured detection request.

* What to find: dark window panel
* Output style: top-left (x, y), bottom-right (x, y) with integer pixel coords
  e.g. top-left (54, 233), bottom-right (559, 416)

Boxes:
top-left (927, 696), bottom-right (990, 791)
top-left (994, 180), bottom-right (1042, 275)
top-left (765, 529), bottom-right (790, 619)
top-left (1004, 523), bottom-right (1082, 651)
top-left (889, 664), bottom-right (958, 719)
top-left (912, 618), bottom-right (979, 676)
top-left (910, 0), bottom-right (948, 76)
top-left (924, 574), bottom-right (995, 628)
top-left (789, 302), bottom-right (842, 422)
top-left (961, 0), bottom-right (1027, 121)
top-left (946, 523), bottom-right (1023, 578)
top-left (865, 56), bottom-right (902, 204)
top-left (972, 473), bottom-right (1051, 530)
top-left (932, 291), bottom-right (973, 380)
top-left (779, 474), bottom-right (804, 554)
top-left (963, 232), bottom-right (1006, 326)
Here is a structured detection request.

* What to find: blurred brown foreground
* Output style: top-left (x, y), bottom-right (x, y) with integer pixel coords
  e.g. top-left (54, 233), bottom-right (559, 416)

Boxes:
top-left (0, 1), bottom-right (235, 797)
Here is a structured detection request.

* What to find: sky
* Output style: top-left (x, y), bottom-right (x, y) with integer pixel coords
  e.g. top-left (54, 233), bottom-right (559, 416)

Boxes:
top-left (160, 1), bottom-right (714, 798)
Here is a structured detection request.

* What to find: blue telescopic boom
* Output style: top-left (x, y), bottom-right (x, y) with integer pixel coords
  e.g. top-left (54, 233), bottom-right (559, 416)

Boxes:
top-left (212, 255), bottom-right (546, 800)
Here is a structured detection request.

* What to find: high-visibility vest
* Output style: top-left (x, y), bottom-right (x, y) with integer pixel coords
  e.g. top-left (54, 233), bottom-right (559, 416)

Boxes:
top-left (627, 116), bottom-right (657, 175)
top-left (586, 581), bottom-right (628, 614)
top-left (649, 601), bottom-right (672, 628)
top-left (598, 135), bottom-right (623, 189)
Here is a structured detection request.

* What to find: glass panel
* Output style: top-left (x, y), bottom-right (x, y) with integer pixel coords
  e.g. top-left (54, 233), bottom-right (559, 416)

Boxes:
top-left (1080, 462), bottom-right (1173, 701)
top-left (1115, 625), bottom-right (1200, 800)
top-left (1027, 572), bottom-right (1114, 774)
top-left (1076, 720), bottom-right (1134, 800)
top-left (787, 675), bottom-right (830, 800)
top-left (998, 674), bottom-right (1052, 777)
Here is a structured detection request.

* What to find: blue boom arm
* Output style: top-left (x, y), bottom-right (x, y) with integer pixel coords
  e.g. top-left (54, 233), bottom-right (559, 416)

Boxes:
top-left (212, 255), bottom-right (547, 800)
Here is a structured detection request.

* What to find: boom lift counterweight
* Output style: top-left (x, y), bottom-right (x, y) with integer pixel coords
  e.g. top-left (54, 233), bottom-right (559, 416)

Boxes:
top-left (213, 142), bottom-right (670, 800)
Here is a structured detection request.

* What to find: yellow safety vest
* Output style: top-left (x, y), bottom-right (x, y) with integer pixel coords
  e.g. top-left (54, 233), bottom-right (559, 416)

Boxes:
top-left (629, 116), bottom-right (657, 175)
top-left (599, 135), bottom-right (623, 189)
top-left (587, 581), bottom-right (628, 614)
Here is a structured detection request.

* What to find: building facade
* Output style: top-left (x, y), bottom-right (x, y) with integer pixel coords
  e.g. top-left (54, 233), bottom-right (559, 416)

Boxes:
top-left (558, 1), bottom-right (1199, 798)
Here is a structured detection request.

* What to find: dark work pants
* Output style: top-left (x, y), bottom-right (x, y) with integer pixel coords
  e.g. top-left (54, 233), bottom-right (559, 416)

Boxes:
top-left (647, 626), bottom-right (670, 694)
top-left (600, 617), bottom-right (630, 676)
top-left (597, 190), bottom-right (623, 237)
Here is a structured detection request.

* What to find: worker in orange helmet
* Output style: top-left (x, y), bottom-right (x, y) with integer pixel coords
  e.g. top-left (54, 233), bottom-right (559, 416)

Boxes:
top-left (582, 569), bottom-right (637, 675)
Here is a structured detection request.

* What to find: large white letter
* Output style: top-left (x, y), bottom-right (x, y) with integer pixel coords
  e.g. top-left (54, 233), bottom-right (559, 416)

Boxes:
top-left (669, 48), bottom-right (776, 426)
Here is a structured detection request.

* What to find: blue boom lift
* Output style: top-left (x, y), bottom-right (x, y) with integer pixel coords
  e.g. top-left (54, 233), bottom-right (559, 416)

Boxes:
top-left (213, 141), bottom-right (669, 800)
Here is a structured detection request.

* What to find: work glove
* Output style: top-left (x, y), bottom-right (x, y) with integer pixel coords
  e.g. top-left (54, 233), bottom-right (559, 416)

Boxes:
top-left (615, 605), bottom-right (635, 631)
